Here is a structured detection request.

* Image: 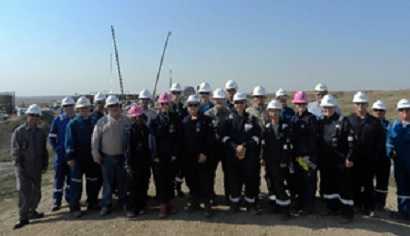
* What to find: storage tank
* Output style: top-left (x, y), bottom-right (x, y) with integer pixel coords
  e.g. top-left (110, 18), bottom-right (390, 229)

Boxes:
top-left (0, 92), bottom-right (15, 114)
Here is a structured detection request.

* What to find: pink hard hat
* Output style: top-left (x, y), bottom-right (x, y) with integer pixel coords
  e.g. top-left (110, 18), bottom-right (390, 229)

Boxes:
top-left (158, 92), bottom-right (172, 103)
top-left (292, 91), bottom-right (308, 104)
top-left (128, 104), bottom-right (144, 118)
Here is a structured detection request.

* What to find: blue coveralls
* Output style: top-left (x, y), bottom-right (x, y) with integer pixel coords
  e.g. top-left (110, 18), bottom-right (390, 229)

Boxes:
top-left (386, 120), bottom-right (410, 217)
top-left (65, 115), bottom-right (100, 211)
top-left (48, 113), bottom-right (72, 207)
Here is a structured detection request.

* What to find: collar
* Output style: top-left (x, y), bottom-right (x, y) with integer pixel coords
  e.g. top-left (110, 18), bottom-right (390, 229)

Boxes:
top-left (402, 121), bottom-right (410, 128)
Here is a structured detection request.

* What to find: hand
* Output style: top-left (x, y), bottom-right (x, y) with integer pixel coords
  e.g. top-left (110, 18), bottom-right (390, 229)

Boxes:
top-left (280, 162), bottom-right (287, 168)
top-left (94, 156), bottom-right (102, 165)
top-left (41, 167), bottom-right (48, 174)
top-left (126, 168), bottom-right (134, 178)
top-left (198, 153), bottom-right (207, 163)
top-left (171, 156), bottom-right (177, 162)
top-left (345, 159), bottom-right (354, 168)
top-left (260, 159), bottom-right (265, 166)
top-left (67, 160), bottom-right (75, 168)
top-left (236, 145), bottom-right (246, 160)
top-left (153, 158), bottom-right (160, 163)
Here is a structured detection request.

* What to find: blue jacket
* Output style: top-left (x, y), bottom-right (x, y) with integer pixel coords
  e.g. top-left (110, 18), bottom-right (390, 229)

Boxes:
top-left (49, 113), bottom-right (73, 163)
top-left (199, 101), bottom-right (214, 114)
top-left (386, 120), bottom-right (410, 167)
top-left (281, 106), bottom-right (295, 123)
top-left (65, 115), bottom-right (95, 162)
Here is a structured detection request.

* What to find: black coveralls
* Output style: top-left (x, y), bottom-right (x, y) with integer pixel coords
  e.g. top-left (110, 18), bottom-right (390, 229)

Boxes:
top-left (375, 119), bottom-right (391, 209)
top-left (181, 114), bottom-right (214, 204)
top-left (125, 122), bottom-right (151, 212)
top-left (222, 111), bottom-right (262, 205)
top-left (171, 102), bottom-right (187, 194)
top-left (318, 114), bottom-right (356, 218)
top-left (149, 111), bottom-right (181, 204)
top-left (262, 120), bottom-right (293, 212)
top-left (290, 110), bottom-right (318, 213)
top-left (205, 106), bottom-right (231, 199)
top-left (348, 113), bottom-right (385, 213)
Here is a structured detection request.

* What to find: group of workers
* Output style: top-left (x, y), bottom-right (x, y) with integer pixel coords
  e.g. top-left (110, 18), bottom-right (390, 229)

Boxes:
top-left (10, 80), bottom-right (410, 230)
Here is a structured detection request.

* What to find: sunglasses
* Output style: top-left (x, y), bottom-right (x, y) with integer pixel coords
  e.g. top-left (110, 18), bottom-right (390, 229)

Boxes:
top-left (62, 105), bottom-right (74, 108)
top-left (28, 114), bottom-right (40, 118)
top-left (107, 104), bottom-right (120, 108)
top-left (171, 91), bottom-right (181, 95)
top-left (160, 103), bottom-right (169, 106)
top-left (399, 109), bottom-right (410, 112)
top-left (188, 103), bottom-right (199, 107)
top-left (234, 101), bottom-right (246, 105)
top-left (373, 109), bottom-right (385, 112)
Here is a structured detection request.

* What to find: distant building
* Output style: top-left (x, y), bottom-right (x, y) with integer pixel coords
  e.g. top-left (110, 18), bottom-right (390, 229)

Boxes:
top-left (0, 92), bottom-right (16, 114)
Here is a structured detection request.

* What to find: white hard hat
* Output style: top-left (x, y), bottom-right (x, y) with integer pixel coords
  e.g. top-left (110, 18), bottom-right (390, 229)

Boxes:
top-left (320, 94), bottom-right (338, 107)
top-left (105, 95), bottom-right (120, 107)
top-left (212, 88), bottom-right (226, 99)
top-left (314, 83), bottom-right (328, 92)
top-left (75, 96), bottom-right (92, 109)
top-left (275, 88), bottom-right (287, 98)
top-left (26, 104), bottom-right (42, 116)
top-left (94, 92), bottom-right (106, 103)
top-left (139, 89), bottom-right (152, 100)
top-left (372, 100), bottom-right (387, 111)
top-left (397, 99), bottom-right (410, 110)
top-left (252, 86), bottom-right (266, 97)
top-left (198, 82), bottom-right (212, 93)
top-left (352, 91), bottom-right (369, 103)
top-left (61, 96), bottom-right (75, 106)
top-left (225, 80), bottom-right (238, 90)
top-left (267, 99), bottom-right (282, 110)
top-left (170, 83), bottom-right (182, 92)
top-left (233, 91), bottom-right (247, 102)
top-left (186, 94), bottom-right (201, 104)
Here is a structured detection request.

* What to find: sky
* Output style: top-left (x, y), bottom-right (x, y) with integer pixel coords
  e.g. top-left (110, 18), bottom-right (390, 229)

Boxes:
top-left (1, 0), bottom-right (410, 96)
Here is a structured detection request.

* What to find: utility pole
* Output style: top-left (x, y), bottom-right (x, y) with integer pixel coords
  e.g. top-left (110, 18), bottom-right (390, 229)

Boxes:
top-left (111, 25), bottom-right (125, 96)
top-left (152, 31), bottom-right (172, 98)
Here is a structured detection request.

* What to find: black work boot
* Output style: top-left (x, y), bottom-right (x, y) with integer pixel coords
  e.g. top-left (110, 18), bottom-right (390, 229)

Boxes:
top-left (13, 219), bottom-right (29, 230)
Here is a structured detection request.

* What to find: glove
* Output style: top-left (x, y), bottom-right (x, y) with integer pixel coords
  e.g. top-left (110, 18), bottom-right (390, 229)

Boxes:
top-left (126, 167), bottom-right (134, 178)
top-left (296, 157), bottom-right (309, 171)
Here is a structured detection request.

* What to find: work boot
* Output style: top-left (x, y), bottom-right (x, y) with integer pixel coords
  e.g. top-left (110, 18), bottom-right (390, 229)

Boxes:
top-left (29, 211), bottom-right (45, 219)
top-left (13, 220), bottom-right (29, 230)
top-left (126, 211), bottom-right (136, 219)
top-left (100, 207), bottom-right (111, 216)
top-left (51, 205), bottom-right (61, 212)
top-left (204, 203), bottom-right (213, 218)
top-left (159, 204), bottom-right (168, 219)
top-left (167, 201), bottom-right (177, 215)
top-left (230, 202), bottom-right (240, 213)
top-left (71, 210), bottom-right (83, 218)
top-left (184, 201), bottom-right (200, 212)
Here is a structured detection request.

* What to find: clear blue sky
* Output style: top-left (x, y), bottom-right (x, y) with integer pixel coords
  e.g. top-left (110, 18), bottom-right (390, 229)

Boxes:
top-left (2, 0), bottom-right (410, 96)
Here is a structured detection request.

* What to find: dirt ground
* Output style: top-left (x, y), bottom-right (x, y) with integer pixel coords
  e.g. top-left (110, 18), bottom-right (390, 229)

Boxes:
top-left (0, 166), bottom-right (409, 236)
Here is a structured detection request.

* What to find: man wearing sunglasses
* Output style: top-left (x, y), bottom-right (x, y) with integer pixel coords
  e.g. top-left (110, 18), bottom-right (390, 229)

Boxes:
top-left (387, 99), bottom-right (410, 221)
top-left (181, 95), bottom-right (214, 217)
top-left (198, 82), bottom-right (214, 113)
top-left (48, 97), bottom-right (76, 212)
top-left (222, 92), bottom-right (262, 214)
top-left (308, 83), bottom-right (341, 118)
top-left (92, 95), bottom-right (131, 217)
top-left (11, 104), bottom-right (48, 229)
top-left (169, 83), bottom-right (187, 197)
top-left (348, 92), bottom-right (385, 217)
top-left (224, 80), bottom-right (239, 111)
top-left (371, 100), bottom-right (391, 211)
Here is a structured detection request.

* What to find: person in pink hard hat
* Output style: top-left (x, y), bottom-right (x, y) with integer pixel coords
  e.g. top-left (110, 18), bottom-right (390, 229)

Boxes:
top-left (149, 92), bottom-right (182, 218)
top-left (124, 104), bottom-right (152, 218)
top-left (289, 91), bottom-right (319, 216)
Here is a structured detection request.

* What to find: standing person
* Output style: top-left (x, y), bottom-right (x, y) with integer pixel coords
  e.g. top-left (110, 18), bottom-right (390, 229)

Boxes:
top-left (318, 95), bottom-right (356, 223)
top-left (11, 104), bottom-right (48, 229)
top-left (91, 92), bottom-right (106, 123)
top-left (348, 91), bottom-right (385, 217)
top-left (275, 88), bottom-right (295, 123)
top-left (124, 105), bottom-right (151, 218)
top-left (247, 86), bottom-right (269, 129)
top-left (65, 97), bottom-right (100, 218)
top-left (371, 100), bottom-right (391, 210)
top-left (198, 82), bottom-right (214, 113)
top-left (308, 83), bottom-right (341, 118)
top-left (262, 99), bottom-right (293, 219)
top-left (149, 92), bottom-right (180, 218)
top-left (169, 82), bottom-right (187, 197)
top-left (49, 97), bottom-right (75, 212)
top-left (224, 80), bottom-right (239, 111)
top-left (181, 95), bottom-right (214, 217)
top-left (290, 91), bottom-right (318, 216)
top-left (205, 88), bottom-right (231, 203)
top-left (387, 99), bottom-right (410, 220)
top-left (222, 92), bottom-right (262, 214)
top-left (138, 89), bottom-right (157, 126)
top-left (92, 95), bottom-right (131, 216)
